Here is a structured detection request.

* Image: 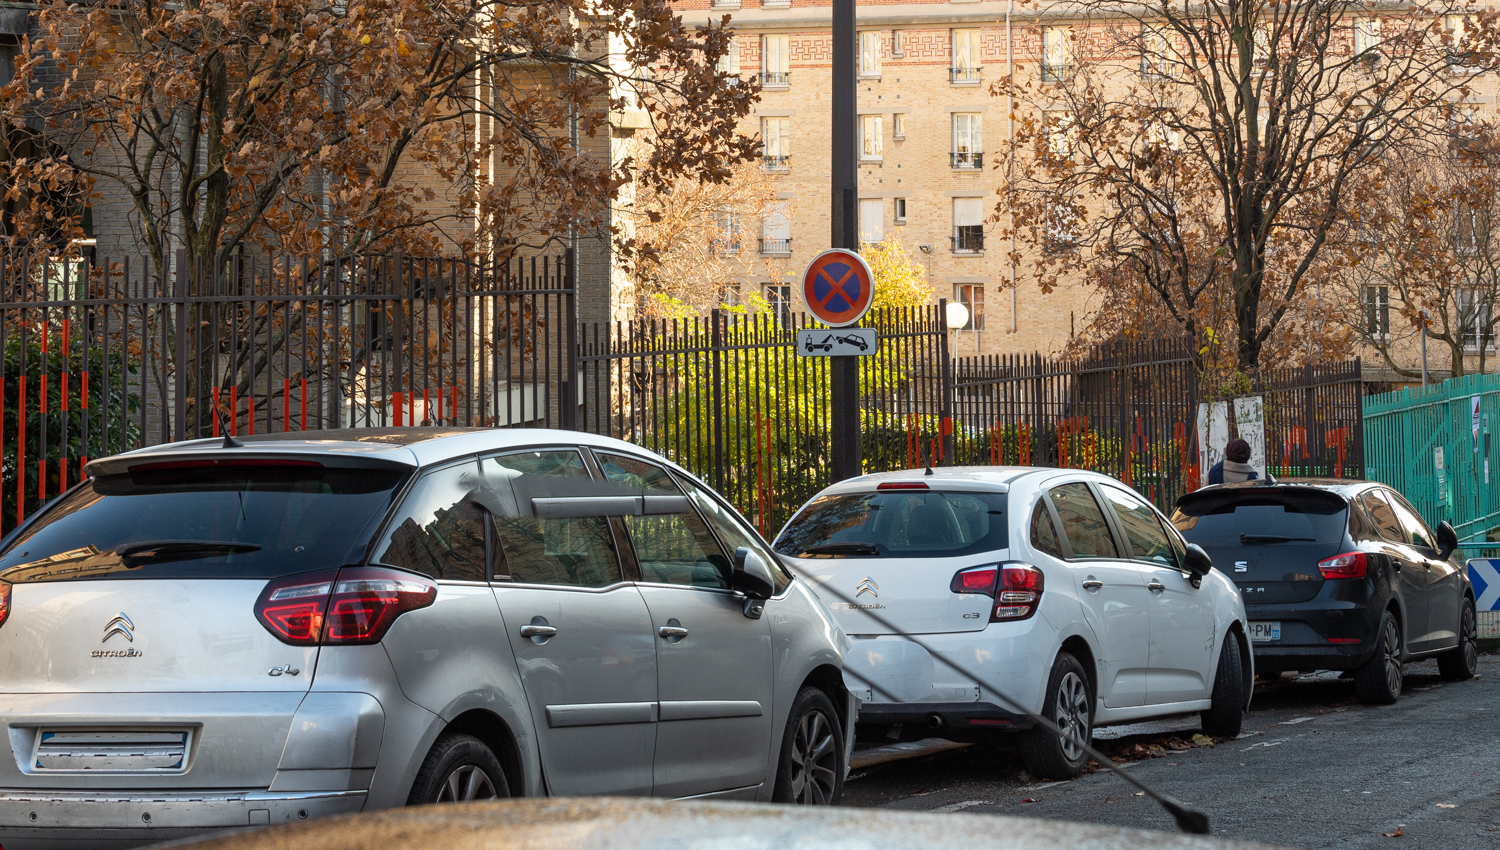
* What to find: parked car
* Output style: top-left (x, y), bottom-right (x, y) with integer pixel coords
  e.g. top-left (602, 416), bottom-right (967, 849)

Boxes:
top-left (0, 429), bottom-right (854, 849)
top-left (1170, 480), bottom-right (1478, 704)
top-left (773, 468), bottom-right (1251, 781)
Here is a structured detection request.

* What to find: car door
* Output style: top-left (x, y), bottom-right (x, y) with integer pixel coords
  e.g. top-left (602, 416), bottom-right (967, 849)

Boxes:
top-left (1044, 480), bottom-right (1151, 708)
top-left (1096, 483), bottom-right (1215, 705)
top-left (481, 448), bottom-right (659, 797)
top-left (1358, 489), bottom-right (1428, 649)
top-left (1386, 490), bottom-right (1460, 651)
top-left (593, 450), bottom-right (774, 798)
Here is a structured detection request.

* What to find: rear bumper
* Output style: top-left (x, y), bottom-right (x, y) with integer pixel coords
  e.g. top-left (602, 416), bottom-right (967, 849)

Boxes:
top-left (1245, 601), bottom-right (1381, 672)
top-left (0, 788), bottom-right (365, 847)
top-left (857, 701), bottom-right (1034, 733)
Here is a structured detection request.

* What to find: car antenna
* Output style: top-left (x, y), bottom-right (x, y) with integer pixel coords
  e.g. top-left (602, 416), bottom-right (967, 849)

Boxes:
top-left (804, 575), bottom-right (1212, 835)
top-left (920, 441), bottom-right (934, 476)
top-left (212, 398), bottom-right (243, 448)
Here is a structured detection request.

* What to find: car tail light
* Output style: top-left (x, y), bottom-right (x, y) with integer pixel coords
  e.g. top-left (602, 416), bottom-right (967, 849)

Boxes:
top-left (0, 580), bottom-right (11, 631)
top-left (1318, 552), bottom-right (1368, 580)
top-left (877, 481), bottom-right (929, 491)
top-left (254, 568), bottom-right (436, 646)
top-left (950, 563), bottom-right (1044, 621)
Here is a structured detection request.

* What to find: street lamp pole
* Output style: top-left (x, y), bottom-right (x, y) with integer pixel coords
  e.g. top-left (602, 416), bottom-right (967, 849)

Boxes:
top-left (830, 0), bottom-right (860, 481)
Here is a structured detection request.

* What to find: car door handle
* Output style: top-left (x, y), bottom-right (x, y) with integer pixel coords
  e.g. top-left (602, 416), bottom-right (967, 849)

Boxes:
top-left (658, 619), bottom-right (690, 643)
top-left (1147, 580), bottom-right (1166, 592)
top-left (520, 616), bottom-right (558, 642)
top-left (1081, 580), bottom-right (1104, 591)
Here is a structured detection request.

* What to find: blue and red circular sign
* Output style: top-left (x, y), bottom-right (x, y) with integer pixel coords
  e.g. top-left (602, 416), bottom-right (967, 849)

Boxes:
top-left (801, 249), bottom-right (875, 328)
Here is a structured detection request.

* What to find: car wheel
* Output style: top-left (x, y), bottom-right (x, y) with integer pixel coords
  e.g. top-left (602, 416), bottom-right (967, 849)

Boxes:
top-left (407, 733), bottom-right (510, 806)
top-left (1200, 630), bottom-right (1246, 737)
top-left (1354, 610), bottom-right (1404, 705)
top-left (772, 686), bottom-right (845, 805)
top-left (1019, 652), bottom-right (1092, 780)
top-left (1437, 598), bottom-right (1479, 681)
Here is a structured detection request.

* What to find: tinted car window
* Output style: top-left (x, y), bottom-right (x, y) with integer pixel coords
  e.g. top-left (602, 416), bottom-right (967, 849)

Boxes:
top-left (376, 461), bottom-right (488, 581)
top-left (596, 453), bottom-right (728, 589)
top-left (482, 450), bottom-right (622, 587)
top-left (1047, 483), bottom-right (1119, 559)
top-left (1030, 501), bottom-right (1065, 558)
top-left (1359, 490), bottom-right (1405, 542)
top-left (775, 491), bottom-right (1008, 558)
top-left (1385, 491), bottom-right (1437, 550)
top-left (0, 462), bottom-right (406, 582)
top-left (1099, 485), bottom-right (1177, 568)
top-left (1170, 491), bottom-right (1348, 546)
top-left (680, 477), bottom-right (793, 594)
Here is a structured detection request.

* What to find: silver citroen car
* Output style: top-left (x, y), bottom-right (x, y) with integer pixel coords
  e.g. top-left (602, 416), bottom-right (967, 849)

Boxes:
top-left (0, 429), bottom-right (854, 848)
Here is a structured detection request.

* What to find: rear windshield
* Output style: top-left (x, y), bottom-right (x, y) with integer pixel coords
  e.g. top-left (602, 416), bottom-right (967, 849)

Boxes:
top-left (774, 491), bottom-right (1008, 558)
top-left (1170, 492), bottom-right (1348, 547)
top-left (0, 463), bottom-right (408, 582)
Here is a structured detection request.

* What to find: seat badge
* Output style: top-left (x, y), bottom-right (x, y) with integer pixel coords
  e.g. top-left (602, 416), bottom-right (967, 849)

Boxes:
top-left (1234, 561), bottom-right (1249, 573)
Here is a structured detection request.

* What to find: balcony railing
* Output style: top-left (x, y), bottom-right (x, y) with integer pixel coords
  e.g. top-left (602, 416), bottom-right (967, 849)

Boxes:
top-left (762, 154), bottom-right (791, 171)
top-left (950, 67), bottom-right (982, 84)
top-left (951, 151), bottom-right (983, 169)
top-left (759, 71), bottom-right (791, 87)
top-left (952, 230), bottom-right (984, 253)
top-left (1041, 63), bottom-right (1075, 82)
top-left (710, 239), bottom-right (742, 258)
top-left (760, 237), bottom-right (792, 255)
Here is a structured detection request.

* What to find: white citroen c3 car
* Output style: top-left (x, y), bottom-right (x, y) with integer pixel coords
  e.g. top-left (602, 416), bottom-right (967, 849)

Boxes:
top-left (774, 467), bottom-right (1252, 779)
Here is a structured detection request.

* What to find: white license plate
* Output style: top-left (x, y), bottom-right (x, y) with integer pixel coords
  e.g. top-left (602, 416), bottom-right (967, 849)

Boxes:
top-left (1248, 621), bottom-right (1281, 642)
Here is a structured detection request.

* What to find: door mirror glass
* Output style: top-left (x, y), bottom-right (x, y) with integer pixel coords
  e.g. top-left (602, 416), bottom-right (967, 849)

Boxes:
top-left (733, 546), bottom-right (776, 600)
top-left (1435, 521), bottom-right (1459, 559)
top-left (1183, 543), bottom-right (1213, 577)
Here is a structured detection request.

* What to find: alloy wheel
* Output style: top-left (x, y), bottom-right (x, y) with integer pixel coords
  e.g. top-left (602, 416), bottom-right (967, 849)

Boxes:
top-left (788, 708), bottom-right (839, 805)
top-left (1462, 604), bottom-right (1479, 671)
top-left (1382, 618), bottom-right (1403, 697)
top-left (436, 764), bottom-right (499, 804)
top-left (1056, 670), bottom-right (1091, 762)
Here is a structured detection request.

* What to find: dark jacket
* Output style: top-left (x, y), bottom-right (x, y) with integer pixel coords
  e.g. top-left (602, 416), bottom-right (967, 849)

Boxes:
top-left (1207, 460), bottom-right (1259, 486)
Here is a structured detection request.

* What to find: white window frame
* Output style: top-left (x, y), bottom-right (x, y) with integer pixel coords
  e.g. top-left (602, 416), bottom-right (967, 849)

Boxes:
top-left (860, 114), bottom-right (883, 160)
top-left (1045, 109), bottom-right (1074, 157)
top-left (1354, 17), bottom-right (1382, 57)
top-left (860, 31), bottom-right (882, 76)
top-left (952, 29), bottom-right (981, 84)
top-left (953, 113), bottom-right (982, 168)
top-left (762, 117), bottom-right (791, 169)
top-left (716, 36), bottom-right (740, 76)
top-left (761, 35), bottom-right (790, 87)
top-left (953, 198), bottom-right (985, 254)
top-left (859, 198), bottom-right (885, 243)
top-left (1042, 26), bottom-right (1074, 81)
top-left (760, 203), bottom-right (792, 256)
top-left (955, 284), bottom-right (985, 330)
top-left (1365, 285), bottom-right (1390, 340)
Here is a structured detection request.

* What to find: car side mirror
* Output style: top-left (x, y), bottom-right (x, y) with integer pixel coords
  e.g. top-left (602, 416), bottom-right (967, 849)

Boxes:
top-left (1436, 521), bottom-right (1458, 559)
top-left (733, 546), bottom-right (775, 616)
top-left (1183, 544), bottom-right (1213, 578)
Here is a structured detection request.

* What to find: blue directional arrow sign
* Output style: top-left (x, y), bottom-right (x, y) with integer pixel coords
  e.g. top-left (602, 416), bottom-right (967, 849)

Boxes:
top-left (1468, 559), bottom-right (1500, 611)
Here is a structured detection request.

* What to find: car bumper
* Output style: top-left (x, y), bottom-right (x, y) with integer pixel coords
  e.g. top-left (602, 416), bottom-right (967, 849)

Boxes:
top-left (857, 701), bottom-right (1034, 733)
top-left (1245, 601), bottom-right (1381, 671)
top-left (0, 788), bottom-right (366, 848)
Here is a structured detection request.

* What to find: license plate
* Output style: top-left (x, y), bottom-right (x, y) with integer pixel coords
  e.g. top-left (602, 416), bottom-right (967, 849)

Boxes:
top-left (1248, 621), bottom-right (1281, 642)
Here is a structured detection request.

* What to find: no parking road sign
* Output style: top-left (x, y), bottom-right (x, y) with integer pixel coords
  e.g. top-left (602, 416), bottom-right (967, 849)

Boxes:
top-left (802, 248), bottom-right (874, 328)
top-left (1468, 559), bottom-right (1500, 611)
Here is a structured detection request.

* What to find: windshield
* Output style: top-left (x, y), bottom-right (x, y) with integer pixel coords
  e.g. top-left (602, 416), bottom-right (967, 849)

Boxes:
top-left (1170, 492), bottom-right (1348, 547)
top-left (774, 490), bottom-right (1008, 558)
top-left (0, 462), bottom-right (408, 582)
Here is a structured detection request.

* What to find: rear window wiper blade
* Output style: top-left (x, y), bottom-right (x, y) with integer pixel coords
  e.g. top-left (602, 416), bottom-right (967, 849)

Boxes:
top-left (1239, 534), bottom-right (1317, 544)
top-left (116, 541), bottom-right (262, 562)
top-left (798, 542), bottom-right (880, 556)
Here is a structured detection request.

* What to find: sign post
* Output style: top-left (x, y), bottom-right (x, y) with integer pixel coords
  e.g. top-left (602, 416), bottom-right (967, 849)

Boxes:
top-left (830, 0), bottom-right (859, 482)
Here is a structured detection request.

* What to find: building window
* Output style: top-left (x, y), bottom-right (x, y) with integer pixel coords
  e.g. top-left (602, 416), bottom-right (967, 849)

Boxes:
top-left (1459, 288), bottom-right (1494, 350)
top-left (1141, 25), bottom-right (1172, 77)
top-left (893, 113), bottom-right (905, 139)
top-left (953, 198), bottom-right (984, 253)
top-left (766, 284), bottom-right (794, 327)
top-left (892, 30), bottom-right (904, 58)
top-left (1042, 26), bottom-right (1074, 81)
top-left (951, 29), bottom-right (981, 84)
top-left (716, 36), bottom-right (740, 76)
top-left (1045, 109), bottom-right (1074, 158)
top-left (1447, 15), bottom-right (1473, 65)
top-left (762, 117), bottom-right (791, 170)
top-left (860, 31), bottom-right (881, 76)
top-left (894, 197), bottom-right (907, 223)
top-left (1354, 17), bottom-right (1382, 60)
top-left (760, 203), bottom-right (791, 255)
top-left (761, 34), bottom-right (790, 87)
top-left (955, 284), bottom-right (985, 330)
top-left (1253, 24), bottom-right (1271, 68)
top-left (952, 113), bottom-right (982, 168)
top-left (859, 198), bottom-right (885, 243)
top-left (860, 114), bottom-right (883, 160)
top-left (1365, 285), bottom-right (1390, 339)
top-left (711, 208), bottom-right (740, 256)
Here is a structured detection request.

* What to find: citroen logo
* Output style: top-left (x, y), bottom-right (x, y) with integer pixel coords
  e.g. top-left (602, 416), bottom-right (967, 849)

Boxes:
top-left (855, 578), bottom-right (879, 598)
top-left (102, 614), bottom-right (135, 644)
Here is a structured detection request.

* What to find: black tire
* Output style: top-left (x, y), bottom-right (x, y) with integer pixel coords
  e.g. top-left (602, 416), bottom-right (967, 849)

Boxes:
top-left (772, 686), bottom-right (845, 805)
top-left (1354, 610), bottom-right (1404, 705)
top-left (407, 733), bottom-right (510, 806)
top-left (1437, 597), bottom-right (1479, 681)
top-left (1019, 652), bottom-right (1092, 780)
top-left (1201, 631), bottom-right (1246, 737)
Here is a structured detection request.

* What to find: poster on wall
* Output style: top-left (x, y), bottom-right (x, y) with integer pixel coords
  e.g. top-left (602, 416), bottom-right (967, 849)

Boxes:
top-left (1195, 395), bottom-right (1268, 486)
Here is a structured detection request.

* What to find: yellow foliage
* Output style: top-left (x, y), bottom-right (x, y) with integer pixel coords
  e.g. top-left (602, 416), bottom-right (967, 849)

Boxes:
top-left (862, 239), bottom-right (933, 311)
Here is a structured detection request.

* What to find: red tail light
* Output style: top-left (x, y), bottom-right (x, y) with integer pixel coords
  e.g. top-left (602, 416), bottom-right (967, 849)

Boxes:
top-left (255, 568), bottom-right (436, 646)
top-left (1318, 552), bottom-right (1368, 580)
top-left (877, 481), bottom-right (929, 491)
top-left (950, 563), bottom-right (1044, 621)
top-left (0, 580), bottom-right (11, 631)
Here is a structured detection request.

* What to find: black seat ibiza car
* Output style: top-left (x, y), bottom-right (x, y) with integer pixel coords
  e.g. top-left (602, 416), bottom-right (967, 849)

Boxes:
top-left (1171, 480), bottom-right (1478, 704)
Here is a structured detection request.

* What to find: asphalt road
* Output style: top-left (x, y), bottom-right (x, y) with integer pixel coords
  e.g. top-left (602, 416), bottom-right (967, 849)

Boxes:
top-left (843, 654), bottom-right (1500, 849)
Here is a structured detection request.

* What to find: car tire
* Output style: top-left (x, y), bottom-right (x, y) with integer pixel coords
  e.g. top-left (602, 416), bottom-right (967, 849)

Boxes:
top-left (407, 733), bottom-right (510, 806)
top-left (1019, 652), bottom-right (1092, 780)
top-left (772, 686), bottom-right (845, 805)
top-left (1354, 610), bottom-right (1404, 705)
top-left (1200, 631), bottom-right (1246, 738)
top-left (1437, 597), bottom-right (1479, 681)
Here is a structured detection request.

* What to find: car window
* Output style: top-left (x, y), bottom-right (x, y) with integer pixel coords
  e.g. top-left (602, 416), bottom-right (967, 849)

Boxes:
top-left (1030, 501), bottom-right (1065, 558)
top-left (1099, 485), bottom-right (1178, 569)
top-left (596, 453), bottom-right (730, 589)
top-left (1385, 490), bottom-right (1437, 551)
top-left (1046, 482), bottom-right (1119, 559)
top-left (1171, 490), bottom-right (1348, 546)
top-left (774, 490), bottom-right (1008, 558)
top-left (679, 475), bottom-right (792, 594)
top-left (375, 460), bottom-right (489, 581)
top-left (1359, 490), bottom-right (1405, 543)
top-left (482, 450), bottom-right (623, 587)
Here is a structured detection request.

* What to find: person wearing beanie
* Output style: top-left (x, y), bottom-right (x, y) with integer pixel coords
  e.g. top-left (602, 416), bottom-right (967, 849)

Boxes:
top-left (1207, 438), bottom-right (1259, 485)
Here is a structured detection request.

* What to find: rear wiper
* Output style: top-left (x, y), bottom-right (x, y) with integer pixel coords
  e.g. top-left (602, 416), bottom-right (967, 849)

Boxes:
top-left (1240, 534), bottom-right (1316, 544)
top-left (798, 543), bottom-right (880, 556)
top-left (116, 541), bottom-right (262, 563)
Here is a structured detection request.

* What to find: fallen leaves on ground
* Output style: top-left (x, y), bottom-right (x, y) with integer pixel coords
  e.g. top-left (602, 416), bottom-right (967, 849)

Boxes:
top-left (1383, 826), bottom-right (1405, 838)
top-left (1020, 797), bottom-right (1039, 803)
top-left (1437, 803), bottom-right (1457, 808)
top-left (1132, 791), bottom-right (1146, 797)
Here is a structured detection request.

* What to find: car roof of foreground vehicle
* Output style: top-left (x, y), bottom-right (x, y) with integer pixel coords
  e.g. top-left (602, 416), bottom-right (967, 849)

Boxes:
top-left (817, 466), bottom-right (1086, 497)
top-left (82, 428), bottom-right (647, 478)
top-left (158, 797), bottom-right (1287, 850)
